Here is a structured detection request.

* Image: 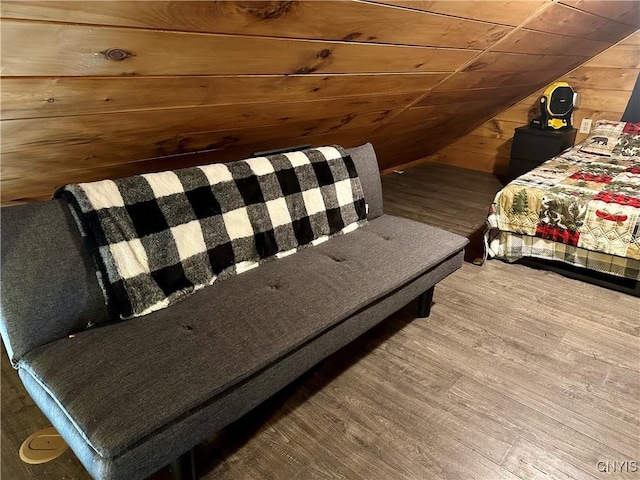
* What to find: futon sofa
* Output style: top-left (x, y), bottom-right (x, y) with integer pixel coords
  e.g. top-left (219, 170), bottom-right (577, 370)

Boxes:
top-left (0, 143), bottom-right (467, 480)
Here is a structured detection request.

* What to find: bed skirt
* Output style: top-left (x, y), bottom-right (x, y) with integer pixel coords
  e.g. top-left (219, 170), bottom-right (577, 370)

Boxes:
top-left (486, 229), bottom-right (640, 281)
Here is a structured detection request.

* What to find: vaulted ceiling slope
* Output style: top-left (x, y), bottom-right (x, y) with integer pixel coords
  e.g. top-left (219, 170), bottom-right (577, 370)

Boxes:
top-left (1, 0), bottom-right (639, 204)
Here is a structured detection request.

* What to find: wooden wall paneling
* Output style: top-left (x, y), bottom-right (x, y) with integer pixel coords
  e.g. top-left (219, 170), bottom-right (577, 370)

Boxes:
top-left (386, 45), bottom-right (588, 140)
top-left (382, 105), bottom-right (441, 126)
top-left (576, 88), bottom-right (636, 113)
top-left (2, 1), bottom-right (638, 205)
top-left (585, 45), bottom-right (640, 68)
top-left (490, 91), bottom-right (543, 123)
top-left (436, 70), bottom-right (558, 91)
top-left (1, 21), bottom-right (478, 77)
top-left (620, 31), bottom-right (640, 45)
top-left (1, 110), bottom-right (393, 176)
top-left (428, 144), bottom-right (511, 173)
top-left (372, 114), bottom-right (456, 139)
top-left (372, 121), bottom-right (448, 159)
top-left (1, 97), bottom-right (420, 173)
top-left (559, 1), bottom-right (640, 28)
top-left (368, 1), bottom-right (549, 26)
top-left (372, 132), bottom-right (445, 172)
top-left (412, 89), bottom-right (537, 174)
top-left (468, 119), bottom-right (524, 140)
top-left (523, 3), bottom-right (637, 42)
top-left (563, 68), bottom-right (640, 90)
top-left (491, 29), bottom-right (612, 57)
top-left (158, 112), bottom-right (393, 156)
top-left (436, 134), bottom-right (512, 159)
top-left (415, 85), bottom-right (539, 107)
top-left (0, 1), bottom-right (513, 50)
top-left (1, 127), bottom-right (377, 204)
top-left (1, 73), bottom-right (448, 120)
top-left (436, 120), bottom-right (520, 173)
top-left (463, 52), bottom-right (587, 74)
top-left (446, 117), bottom-right (521, 172)
top-left (422, 29), bottom-right (640, 174)
top-left (373, 135), bottom-right (452, 172)
top-left (558, 32), bottom-right (639, 143)
top-left (375, 91), bottom-right (544, 165)
top-left (373, 112), bottom-right (499, 172)
top-left (1, 92), bottom-right (421, 154)
top-left (388, 97), bottom-right (514, 126)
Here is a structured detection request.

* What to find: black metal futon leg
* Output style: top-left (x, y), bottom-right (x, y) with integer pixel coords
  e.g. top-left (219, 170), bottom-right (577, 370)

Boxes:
top-left (169, 449), bottom-right (196, 480)
top-left (417, 286), bottom-right (435, 318)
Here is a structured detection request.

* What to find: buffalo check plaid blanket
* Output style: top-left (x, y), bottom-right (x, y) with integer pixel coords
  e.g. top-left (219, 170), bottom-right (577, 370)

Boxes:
top-left (55, 146), bottom-right (367, 318)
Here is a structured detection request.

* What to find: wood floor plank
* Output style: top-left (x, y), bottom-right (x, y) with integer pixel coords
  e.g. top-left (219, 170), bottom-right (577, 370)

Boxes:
top-left (302, 383), bottom-right (441, 480)
top-left (549, 344), bottom-right (640, 431)
top-left (447, 376), bottom-right (637, 479)
top-left (258, 376), bottom-right (429, 480)
top-left (419, 275), bottom-right (640, 448)
top-left (426, 290), bottom-right (610, 388)
top-left (602, 366), bottom-right (640, 404)
top-left (304, 374), bottom-right (522, 480)
top-left (471, 260), bottom-right (640, 336)
top-left (352, 346), bottom-right (518, 464)
top-left (502, 436), bottom-right (600, 480)
top-left (559, 327), bottom-right (640, 372)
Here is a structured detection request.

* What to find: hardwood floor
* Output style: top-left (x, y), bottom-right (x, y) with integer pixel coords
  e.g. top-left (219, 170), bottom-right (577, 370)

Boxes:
top-left (2, 162), bottom-right (638, 480)
top-left (381, 162), bottom-right (505, 239)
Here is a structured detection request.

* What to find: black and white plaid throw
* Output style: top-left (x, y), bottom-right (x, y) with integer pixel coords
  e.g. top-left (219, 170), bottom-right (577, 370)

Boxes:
top-left (55, 146), bottom-right (368, 318)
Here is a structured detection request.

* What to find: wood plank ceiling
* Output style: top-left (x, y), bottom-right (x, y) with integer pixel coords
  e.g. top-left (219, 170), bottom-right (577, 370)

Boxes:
top-left (1, 1), bottom-right (639, 204)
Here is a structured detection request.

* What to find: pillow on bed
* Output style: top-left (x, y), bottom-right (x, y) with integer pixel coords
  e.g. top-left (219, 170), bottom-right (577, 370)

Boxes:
top-left (612, 122), bottom-right (640, 157)
top-left (580, 120), bottom-right (625, 156)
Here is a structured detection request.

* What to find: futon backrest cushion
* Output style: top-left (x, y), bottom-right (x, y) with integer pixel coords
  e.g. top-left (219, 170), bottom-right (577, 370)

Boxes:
top-left (0, 200), bottom-right (113, 364)
top-left (345, 143), bottom-right (383, 219)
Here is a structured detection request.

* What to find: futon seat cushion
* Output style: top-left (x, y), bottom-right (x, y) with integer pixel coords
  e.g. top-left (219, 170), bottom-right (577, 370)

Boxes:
top-left (19, 215), bottom-right (467, 460)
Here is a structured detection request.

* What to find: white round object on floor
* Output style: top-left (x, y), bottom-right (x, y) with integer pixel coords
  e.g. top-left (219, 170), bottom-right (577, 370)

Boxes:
top-left (19, 426), bottom-right (68, 464)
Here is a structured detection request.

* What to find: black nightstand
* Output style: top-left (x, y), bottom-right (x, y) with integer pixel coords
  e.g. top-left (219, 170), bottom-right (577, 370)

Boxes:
top-left (509, 126), bottom-right (577, 180)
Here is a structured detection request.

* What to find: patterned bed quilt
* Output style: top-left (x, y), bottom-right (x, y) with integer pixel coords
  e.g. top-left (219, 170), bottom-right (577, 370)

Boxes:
top-left (486, 121), bottom-right (640, 277)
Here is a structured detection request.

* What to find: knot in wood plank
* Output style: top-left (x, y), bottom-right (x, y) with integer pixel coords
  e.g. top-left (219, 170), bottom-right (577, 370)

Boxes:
top-left (101, 48), bottom-right (134, 61)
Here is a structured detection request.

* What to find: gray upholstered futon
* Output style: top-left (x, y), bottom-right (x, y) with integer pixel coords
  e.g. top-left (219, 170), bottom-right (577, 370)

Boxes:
top-left (0, 143), bottom-right (468, 480)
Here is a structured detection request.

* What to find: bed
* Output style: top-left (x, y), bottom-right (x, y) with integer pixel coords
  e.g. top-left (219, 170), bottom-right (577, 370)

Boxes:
top-left (485, 119), bottom-right (640, 296)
